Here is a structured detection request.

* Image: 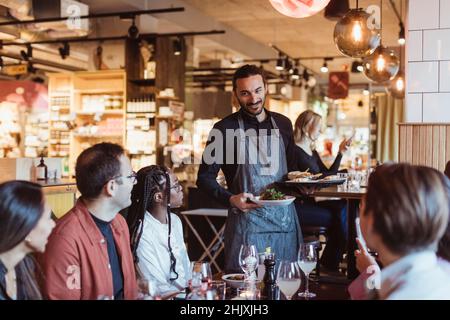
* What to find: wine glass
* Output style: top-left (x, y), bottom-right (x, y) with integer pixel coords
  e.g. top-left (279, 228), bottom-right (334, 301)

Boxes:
top-left (191, 261), bottom-right (212, 291)
top-left (276, 260), bottom-right (301, 300)
top-left (238, 244), bottom-right (258, 280)
top-left (297, 243), bottom-right (318, 298)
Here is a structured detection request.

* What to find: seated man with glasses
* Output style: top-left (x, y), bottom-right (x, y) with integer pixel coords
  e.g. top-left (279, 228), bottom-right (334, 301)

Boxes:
top-left (39, 143), bottom-right (138, 300)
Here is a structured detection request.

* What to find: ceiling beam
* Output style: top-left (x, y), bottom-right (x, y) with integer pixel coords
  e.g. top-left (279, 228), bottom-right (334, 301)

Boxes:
top-left (0, 7), bottom-right (185, 27)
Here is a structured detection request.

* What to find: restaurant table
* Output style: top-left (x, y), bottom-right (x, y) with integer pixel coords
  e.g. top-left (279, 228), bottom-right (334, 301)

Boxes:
top-left (180, 208), bottom-right (228, 273)
top-left (223, 280), bottom-right (349, 300)
top-left (311, 186), bottom-right (365, 280)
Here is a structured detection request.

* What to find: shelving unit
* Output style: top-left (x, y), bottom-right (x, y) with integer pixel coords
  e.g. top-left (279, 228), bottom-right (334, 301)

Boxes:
top-left (48, 74), bottom-right (73, 175)
top-left (125, 36), bottom-right (186, 167)
top-left (48, 70), bottom-right (127, 177)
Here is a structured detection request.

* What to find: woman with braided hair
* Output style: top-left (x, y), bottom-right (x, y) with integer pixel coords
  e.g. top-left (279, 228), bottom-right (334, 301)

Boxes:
top-left (127, 165), bottom-right (190, 296)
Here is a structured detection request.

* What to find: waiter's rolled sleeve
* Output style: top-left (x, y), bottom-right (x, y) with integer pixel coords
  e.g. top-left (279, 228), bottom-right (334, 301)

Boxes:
top-left (196, 162), bottom-right (233, 207)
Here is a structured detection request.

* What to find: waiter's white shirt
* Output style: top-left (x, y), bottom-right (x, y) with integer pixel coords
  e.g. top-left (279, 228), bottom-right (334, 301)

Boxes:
top-left (380, 250), bottom-right (450, 300)
top-left (136, 211), bottom-right (190, 295)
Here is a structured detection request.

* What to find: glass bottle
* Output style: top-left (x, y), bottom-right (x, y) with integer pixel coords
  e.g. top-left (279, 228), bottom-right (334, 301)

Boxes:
top-left (36, 156), bottom-right (48, 181)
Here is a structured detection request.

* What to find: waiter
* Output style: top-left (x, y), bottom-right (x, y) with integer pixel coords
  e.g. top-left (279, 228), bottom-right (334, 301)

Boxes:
top-left (197, 64), bottom-right (302, 272)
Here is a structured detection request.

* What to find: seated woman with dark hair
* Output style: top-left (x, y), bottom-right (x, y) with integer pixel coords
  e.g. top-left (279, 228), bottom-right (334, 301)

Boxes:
top-left (0, 181), bottom-right (55, 300)
top-left (351, 164), bottom-right (450, 299)
top-left (349, 169), bottom-right (450, 299)
top-left (127, 165), bottom-right (190, 296)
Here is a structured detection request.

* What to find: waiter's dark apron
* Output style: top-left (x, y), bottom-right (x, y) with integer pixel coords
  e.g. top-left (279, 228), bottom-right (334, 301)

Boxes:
top-left (224, 114), bottom-right (302, 272)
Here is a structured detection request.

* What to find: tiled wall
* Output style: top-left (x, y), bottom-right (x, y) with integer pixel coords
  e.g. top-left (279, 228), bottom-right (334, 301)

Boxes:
top-left (406, 0), bottom-right (450, 122)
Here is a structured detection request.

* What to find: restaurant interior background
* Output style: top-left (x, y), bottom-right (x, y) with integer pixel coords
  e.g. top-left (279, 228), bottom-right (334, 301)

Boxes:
top-left (2, 0), bottom-right (450, 262)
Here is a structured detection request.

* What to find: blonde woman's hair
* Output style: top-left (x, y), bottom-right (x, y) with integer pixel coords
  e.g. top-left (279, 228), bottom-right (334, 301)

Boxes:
top-left (293, 110), bottom-right (322, 144)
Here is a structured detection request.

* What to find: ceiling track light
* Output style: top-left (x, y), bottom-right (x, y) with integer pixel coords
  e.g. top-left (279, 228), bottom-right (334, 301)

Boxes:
top-left (398, 22), bottom-right (405, 46)
top-left (27, 44), bottom-right (33, 59)
top-left (290, 59), bottom-right (300, 80)
top-left (20, 49), bottom-right (29, 61)
top-left (363, 86), bottom-right (370, 96)
top-left (59, 42), bottom-right (70, 59)
top-left (20, 44), bottom-right (33, 61)
top-left (0, 56), bottom-right (3, 68)
top-left (173, 36), bottom-right (182, 56)
top-left (285, 58), bottom-right (293, 74)
top-left (128, 17), bottom-right (139, 39)
top-left (27, 61), bottom-right (36, 74)
top-left (302, 69), bottom-right (310, 82)
top-left (276, 55), bottom-right (285, 71)
top-left (320, 59), bottom-right (329, 73)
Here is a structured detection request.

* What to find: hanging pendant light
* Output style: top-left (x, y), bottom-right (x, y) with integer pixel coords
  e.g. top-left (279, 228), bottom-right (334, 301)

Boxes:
top-left (363, 46), bottom-right (400, 83)
top-left (362, 1), bottom-right (399, 83)
top-left (387, 70), bottom-right (405, 98)
top-left (268, 0), bottom-right (331, 18)
top-left (333, 0), bottom-right (380, 58)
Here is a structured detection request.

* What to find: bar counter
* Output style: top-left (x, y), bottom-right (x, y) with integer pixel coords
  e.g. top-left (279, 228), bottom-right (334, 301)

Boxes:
top-left (38, 179), bottom-right (78, 218)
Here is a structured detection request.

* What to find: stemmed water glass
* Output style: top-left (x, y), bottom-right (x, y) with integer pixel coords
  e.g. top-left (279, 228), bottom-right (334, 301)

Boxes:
top-left (276, 260), bottom-right (301, 300)
top-left (297, 243), bottom-right (318, 298)
top-left (190, 261), bottom-right (212, 291)
top-left (238, 244), bottom-right (258, 281)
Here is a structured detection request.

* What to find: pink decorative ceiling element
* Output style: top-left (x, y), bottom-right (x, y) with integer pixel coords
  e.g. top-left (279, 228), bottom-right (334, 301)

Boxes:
top-left (268, 0), bottom-right (331, 18)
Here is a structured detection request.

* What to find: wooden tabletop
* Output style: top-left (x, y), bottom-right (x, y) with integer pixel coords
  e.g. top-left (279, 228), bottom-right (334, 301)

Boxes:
top-left (312, 186), bottom-right (366, 200)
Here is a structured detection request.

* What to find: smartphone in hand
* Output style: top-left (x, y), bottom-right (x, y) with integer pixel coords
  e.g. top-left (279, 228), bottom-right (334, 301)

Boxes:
top-left (346, 130), bottom-right (355, 147)
top-left (355, 217), bottom-right (368, 251)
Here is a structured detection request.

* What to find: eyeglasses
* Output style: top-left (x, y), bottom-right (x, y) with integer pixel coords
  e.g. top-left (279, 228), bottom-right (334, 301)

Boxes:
top-left (111, 171), bottom-right (138, 184)
top-left (170, 182), bottom-right (182, 192)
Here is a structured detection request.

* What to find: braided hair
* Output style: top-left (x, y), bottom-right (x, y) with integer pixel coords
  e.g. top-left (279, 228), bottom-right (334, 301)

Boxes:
top-left (127, 165), bottom-right (178, 281)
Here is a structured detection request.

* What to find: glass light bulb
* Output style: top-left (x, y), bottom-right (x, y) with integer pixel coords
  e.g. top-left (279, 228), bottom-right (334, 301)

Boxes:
top-left (334, 9), bottom-right (381, 58)
top-left (352, 21), bottom-right (363, 42)
top-left (396, 77), bottom-right (404, 91)
top-left (376, 55), bottom-right (386, 72)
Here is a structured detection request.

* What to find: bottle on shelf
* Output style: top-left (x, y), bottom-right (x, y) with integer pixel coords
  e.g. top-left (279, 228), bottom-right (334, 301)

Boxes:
top-left (36, 156), bottom-right (48, 181)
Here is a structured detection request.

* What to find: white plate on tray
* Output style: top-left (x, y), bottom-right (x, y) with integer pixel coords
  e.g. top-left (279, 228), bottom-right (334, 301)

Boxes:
top-left (250, 195), bottom-right (295, 207)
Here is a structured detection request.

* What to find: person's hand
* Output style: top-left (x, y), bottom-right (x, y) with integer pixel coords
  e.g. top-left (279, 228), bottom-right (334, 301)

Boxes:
top-left (354, 238), bottom-right (377, 274)
top-left (229, 193), bottom-right (262, 213)
top-left (338, 137), bottom-right (352, 154)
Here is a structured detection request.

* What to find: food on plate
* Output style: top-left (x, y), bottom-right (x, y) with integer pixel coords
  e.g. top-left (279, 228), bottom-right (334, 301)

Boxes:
top-left (288, 170), bottom-right (322, 181)
top-left (287, 170), bottom-right (311, 180)
top-left (322, 175), bottom-right (339, 181)
top-left (227, 274), bottom-right (245, 281)
top-left (259, 188), bottom-right (287, 200)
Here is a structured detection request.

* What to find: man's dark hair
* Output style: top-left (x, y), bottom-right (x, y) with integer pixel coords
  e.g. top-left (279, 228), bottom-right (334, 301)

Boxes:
top-left (75, 142), bottom-right (125, 199)
top-left (232, 64), bottom-right (267, 91)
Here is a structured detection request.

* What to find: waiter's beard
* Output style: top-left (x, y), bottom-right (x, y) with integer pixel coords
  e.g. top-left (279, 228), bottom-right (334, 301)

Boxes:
top-left (238, 98), bottom-right (265, 116)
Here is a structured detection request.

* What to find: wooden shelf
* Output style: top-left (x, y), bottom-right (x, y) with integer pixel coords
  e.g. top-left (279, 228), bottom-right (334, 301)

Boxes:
top-left (129, 79), bottom-right (155, 86)
top-left (74, 89), bottom-right (124, 94)
top-left (156, 95), bottom-right (179, 100)
top-left (73, 134), bottom-right (123, 139)
top-left (76, 110), bottom-right (123, 115)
